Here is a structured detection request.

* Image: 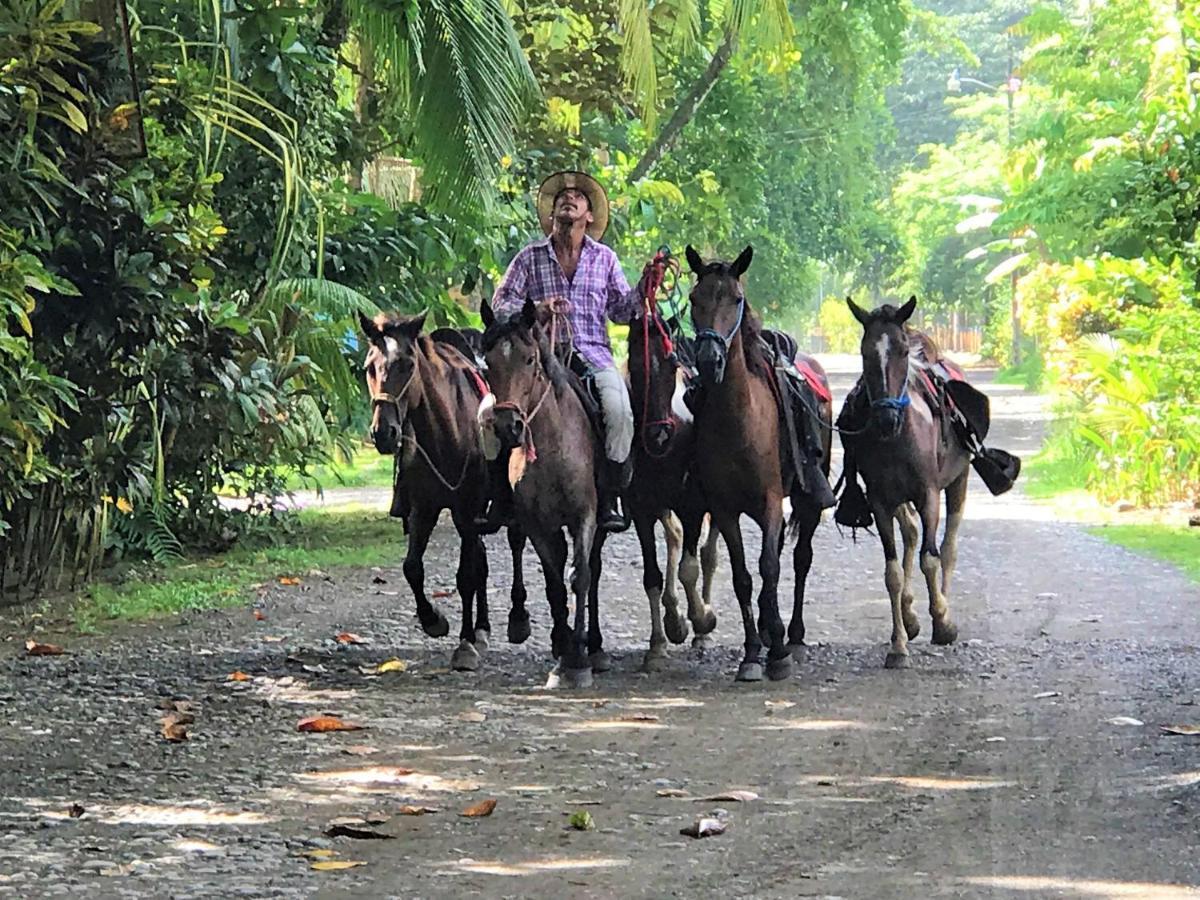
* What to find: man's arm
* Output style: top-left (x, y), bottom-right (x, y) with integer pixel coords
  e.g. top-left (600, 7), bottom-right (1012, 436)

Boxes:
top-left (605, 253), bottom-right (644, 325)
top-left (492, 247), bottom-right (530, 315)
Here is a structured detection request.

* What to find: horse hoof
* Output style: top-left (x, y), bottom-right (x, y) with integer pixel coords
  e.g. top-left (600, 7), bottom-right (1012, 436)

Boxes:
top-left (421, 611), bottom-right (450, 639)
top-left (560, 666), bottom-right (593, 689)
top-left (736, 661), bottom-right (764, 682)
top-left (884, 650), bottom-right (911, 670)
top-left (788, 642), bottom-right (807, 659)
top-left (766, 655), bottom-right (793, 681)
top-left (691, 633), bottom-right (713, 651)
top-left (932, 621), bottom-right (958, 646)
top-left (663, 609), bottom-right (689, 645)
top-left (507, 613), bottom-right (531, 645)
top-left (474, 629), bottom-right (490, 653)
top-left (589, 650), bottom-right (612, 673)
top-left (642, 648), bottom-right (668, 673)
top-left (695, 607), bottom-right (718, 636)
top-left (904, 616), bottom-right (921, 641)
top-left (450, 640), bottom-right (480, 672)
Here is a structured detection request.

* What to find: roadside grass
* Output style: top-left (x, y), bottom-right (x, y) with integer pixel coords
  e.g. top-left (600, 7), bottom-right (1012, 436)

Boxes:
top-left (1023, 432), bottom-right (1200, 584)
top-left (73, 505), bottom-right (403, 631)
top-left (213, 446), bottom-right (394, 497)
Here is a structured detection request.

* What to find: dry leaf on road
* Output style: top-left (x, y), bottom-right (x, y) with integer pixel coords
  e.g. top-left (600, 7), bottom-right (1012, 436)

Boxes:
top-left (1161, 724), bottom-right (1200, 736)
top-left (68, 803), bottom-right (85, 818)
top-left (375, 659), bottom-right (407, 674)
top-left (342, 745), bottom-right (379, 756)
top-left (460, 799), bottom-right (497, 818)
top-left (457, 711), bottom-right (486, 723)
top-left (656, 788), bottom-right (690, 798)
top-left (398, 805), bottom-right (439, 816)
top-left (694, 790), bottom-right (758, 802)
top-left (311, 860), bottom-right (366, 871)
top-left (253, 610), bottom-right (266, 621)
top-left (325, 822), bottom-right (394, 840)
top-left (160, 712), bottom-right (192, 742)
top-left (278, 576), bottom-right (301, 586)
top-left (335, 632), bottom-right (368, 645)
top-left (227, 671), bottom-right (251, 682)
top-left (619, 714), bottom-right (659, 723)
top-left (24, 640), bottom-right (65, 657)
top-left (431, 589), bottom-right (455, 599)
top-left (297, 715), bottom-right (365, 733)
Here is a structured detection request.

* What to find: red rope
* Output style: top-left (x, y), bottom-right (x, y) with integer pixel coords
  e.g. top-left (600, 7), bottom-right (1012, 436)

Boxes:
top-left (639, 250), bottom-right (680, 458)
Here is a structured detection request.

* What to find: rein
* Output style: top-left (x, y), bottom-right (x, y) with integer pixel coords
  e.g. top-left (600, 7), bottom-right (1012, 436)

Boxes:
top-left (638, 249), bottom-right (681, 458)
top-left (546, 297), bottom-right (574, 363)
top-left (493, 341), bottom-right (555, 463)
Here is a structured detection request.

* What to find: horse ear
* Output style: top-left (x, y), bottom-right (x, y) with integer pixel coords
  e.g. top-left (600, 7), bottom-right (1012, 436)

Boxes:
top-left (400, 311), bottom-right (427, 338)
top-left (846, 297), bottom-right (871, 327)
top-left (521, 296), bottom-right (537, 328)
top-left (685, 245), bottom-right (705, 275)
top-left (359, 312), bottom-right (380, 340)
top-left (897, 295), bottom-right (918, 323)
top-left (731, 245), bottom-right (754, 278)
top-left (480, 299), bottom-right (496, 328)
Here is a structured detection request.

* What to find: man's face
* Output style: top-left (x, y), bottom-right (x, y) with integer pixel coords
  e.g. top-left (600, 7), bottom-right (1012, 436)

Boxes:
top-left (553, 187), bottom-right (593, 229)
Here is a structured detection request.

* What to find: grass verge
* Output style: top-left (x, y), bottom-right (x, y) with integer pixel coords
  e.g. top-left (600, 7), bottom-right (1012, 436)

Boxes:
top-left (73, 505), bottom-right (404, 631)
top-left (1086, 525), bottom-right (1200, 584)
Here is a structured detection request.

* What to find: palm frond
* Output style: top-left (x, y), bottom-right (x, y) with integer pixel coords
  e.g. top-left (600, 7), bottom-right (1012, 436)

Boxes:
top-left (265, 277), bottom-right (379, 320)
top-left (619, 0), bottom-right (658, 128)
top-left (726, 0), bottom-right (793, 50)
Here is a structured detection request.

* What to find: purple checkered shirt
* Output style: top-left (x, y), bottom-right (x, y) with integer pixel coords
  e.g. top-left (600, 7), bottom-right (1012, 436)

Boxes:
top-left (492, 235), bottom-right (641, 370)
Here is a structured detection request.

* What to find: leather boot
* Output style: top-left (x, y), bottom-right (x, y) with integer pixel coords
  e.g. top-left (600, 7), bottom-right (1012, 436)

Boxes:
top-left (599, 458), bottom-right (632, 534)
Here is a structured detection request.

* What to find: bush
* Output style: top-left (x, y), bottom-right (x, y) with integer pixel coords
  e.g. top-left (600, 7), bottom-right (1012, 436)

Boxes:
top-left (817, 297), bottom-right (859, 353)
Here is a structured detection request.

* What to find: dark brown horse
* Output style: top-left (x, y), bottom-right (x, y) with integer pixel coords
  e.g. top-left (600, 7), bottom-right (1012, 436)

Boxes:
top-left (361, 311), bottom-right (501, 670)
top-left (685, 245), bottom-right (833, 682)
top-left (844, 297), bottom-right (970, 668)
top-left (479, 297), bottom-right (607, 687)
top-left (626, 303), bottom-right (719, 671)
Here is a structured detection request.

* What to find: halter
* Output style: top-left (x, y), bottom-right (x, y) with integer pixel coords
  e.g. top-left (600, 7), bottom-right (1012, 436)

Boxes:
top-left (492, 340), bottom-right (554, 464)
top-left (692, 292), bottom-right (746, 352)
top-left (370, 356), bottom-right (419, 412)
top-left (865, 339), bottom-right (913, 438)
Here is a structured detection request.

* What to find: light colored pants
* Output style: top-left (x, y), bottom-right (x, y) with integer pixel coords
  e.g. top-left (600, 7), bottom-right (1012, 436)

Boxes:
top-left (591, 365), bottom-right (633, 464)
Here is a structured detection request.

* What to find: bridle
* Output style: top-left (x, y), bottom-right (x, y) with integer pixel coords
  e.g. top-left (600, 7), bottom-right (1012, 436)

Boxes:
top-left (492, 336), bottom-right (555, 462)
top-left (864, 329), bottom-right (912, 436)
top-left (638, 249), bottom-right (681, 458)
top-left (692, 284), bottom-right (747, 355)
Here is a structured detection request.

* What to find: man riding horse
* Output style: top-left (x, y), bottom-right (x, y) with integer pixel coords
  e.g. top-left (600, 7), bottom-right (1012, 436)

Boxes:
top-left (478, 171), bottom-right (651, 535)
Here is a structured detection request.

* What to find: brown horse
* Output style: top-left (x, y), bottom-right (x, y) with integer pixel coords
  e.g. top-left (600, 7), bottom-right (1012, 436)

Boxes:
top-left (361, 311), bottom-right (500, 671)
top-left (626, 304), bottom-right (719, 671)
top-left (844, 297), bottom-right (971, 668)
top-left (685, 245), bottom-right (832, 682)
top-left (479, 297), bottom-right (606, 687)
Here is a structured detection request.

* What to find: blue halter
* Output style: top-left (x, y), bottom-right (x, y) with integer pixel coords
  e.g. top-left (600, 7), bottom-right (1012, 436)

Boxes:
top-left (692, 294), bottom-right (746, 350)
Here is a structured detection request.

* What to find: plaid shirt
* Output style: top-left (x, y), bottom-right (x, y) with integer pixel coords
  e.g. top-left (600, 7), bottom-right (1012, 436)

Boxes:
top-left (492, 235), bottom-right (641, 369)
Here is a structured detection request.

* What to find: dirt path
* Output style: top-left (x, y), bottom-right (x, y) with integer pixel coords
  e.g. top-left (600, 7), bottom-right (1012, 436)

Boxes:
top-left (3, 362), bottom-right (1199, 899)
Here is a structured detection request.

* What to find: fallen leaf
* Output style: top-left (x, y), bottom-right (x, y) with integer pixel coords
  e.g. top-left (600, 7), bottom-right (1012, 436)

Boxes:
top-left (301, 849), bottom-right (338, 860)
top-left (460, 799), bottom-right (497, 818)
top-left (1161, 724), bottom-right (1200, 736)
top-left (430, 589), bottom-right (455, 599)
top-left (376, 659), bottom-right (407, 674)
top-left (398, 805), bottom-right (439, 816)
top-left (303, 664), bottom-right (327, 674)
top-left (278, 576), bottom-right (301, 586)
top-left (566, 799), bottom-right (604, 806)
top-left (336, 632), bottom-right (368, 645)
top-left (160, 712), bottom-right (192, 742)
top-left (655, 788), bottom-right (690, 798)
top-left (342, 745), bottom-right (380, 756)
top-left (619, 714), bottom-right (659, 723)
top-left (1033, 691), bottom-right (1061, 699)
top-left (311, 860), bottom-right (366, 871)
top-left (261, 635), bottom-right (284, 643)
top-left (1108, 716), bottom-right (1144, 727)
top-left (764, 699), bottom-right (795, 709)
top-left (568, 810), bottom-right (595, 831)
top-left (984, 736), bottom-right (1006, 743)
top-left (228, 671), bottom-right (251, 682)
top-left (457, 711), bottom-right (486, 723)
top-left (680, 817), bottom-right (727, 838)
top-left (1081, 615), bottom-right (1103, 623)
top-left (68, 803), bottom-right (85, 818)
top-left (694, 790), bottom-right (758, 803)
top-left (253, 610), bottom-right (266, 621)
top-left (297, 715), bottom-right (365, 733)
top-left (326, 823), bottom-right (394, 841)
top-left (329, 813), bottom-right (390, 827)
top-left (24, 639), bottom-right (65, 657)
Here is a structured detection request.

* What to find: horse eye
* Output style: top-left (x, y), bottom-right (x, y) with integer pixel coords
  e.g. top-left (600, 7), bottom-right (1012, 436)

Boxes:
top-left (526, 355), bottom-right (535, 366)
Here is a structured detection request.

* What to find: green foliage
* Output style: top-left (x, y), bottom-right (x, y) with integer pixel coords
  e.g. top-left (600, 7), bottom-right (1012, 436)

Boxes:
top-left (1086, 526), bottom-right (1200, 585)
top-left (817, 298), bottom-right (860, 354)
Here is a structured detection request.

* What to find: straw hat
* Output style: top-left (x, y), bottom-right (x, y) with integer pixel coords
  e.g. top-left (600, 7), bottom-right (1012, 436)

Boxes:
top-left (536, 171), bottom-right (609, 241)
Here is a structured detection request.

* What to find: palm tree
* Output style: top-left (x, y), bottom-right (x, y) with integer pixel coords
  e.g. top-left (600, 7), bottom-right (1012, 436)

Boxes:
top-left (620, 0), bottom-right (793, 182)
top-left (345, 0), bottom-right (539, 207)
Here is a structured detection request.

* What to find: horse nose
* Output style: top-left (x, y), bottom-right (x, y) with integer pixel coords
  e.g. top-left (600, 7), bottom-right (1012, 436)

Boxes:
top-left (875, 408), bottom-right (901, 437)
top-left (372, 421), bottom-right (401, 454)
top-left (698, 356), bottom-right (725, 385)
top-left (494, 410), bottom-right (525, 447)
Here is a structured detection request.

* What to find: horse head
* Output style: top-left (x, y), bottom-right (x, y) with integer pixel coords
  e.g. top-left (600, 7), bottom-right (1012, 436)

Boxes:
top-left (847, 295), bottom-right (918, 440)
top-left (480, 297), bottom-right (553, 452)
top-left (628, 300), bottom-right (679, 456)
top-left (686, 244), bottom-right (752, 386)
top-left (359, 310), bottom-right (428, 455)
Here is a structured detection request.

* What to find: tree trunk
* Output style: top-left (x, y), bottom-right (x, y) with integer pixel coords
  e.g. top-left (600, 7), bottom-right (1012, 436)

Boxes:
top-left (349, 37), bottom-right (374, 191)
top-left (628, 29), bottom-right (736, 183)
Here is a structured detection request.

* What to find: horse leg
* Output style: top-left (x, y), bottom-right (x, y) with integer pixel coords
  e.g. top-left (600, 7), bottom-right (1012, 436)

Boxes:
top-left (473, 533), bottom-right (491, 649)
top-left (587, 531), bottom-right (610, 672)
top-left (562, 515), bottom-right (596, 687)
top-left (718, 514), bottom-right (763, 682)
top-left (757, 506), bottom-right (791, 681)
top-left (403, 505), bottom-right (449, 638)
top-left (933, 474), bottom-right (968, 645)
top-left (506, 526), bottom-right (531, 645)
top-left (637, 511), bottom-right (669, 672)
top-left (659, 512), bottom-right (688, 645)
top-left (872, 499), bottom-right (910, 668)
top-left (449, 525), bottom-right (480, 672)
top-left (788, 501), bottom-right (821, 653)
top-left (896, 503), bottom-right (920, 640)
top-left (679, 511), bottom-right (718, 647)
top-left (528, 528), bottom-right (570, 664)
